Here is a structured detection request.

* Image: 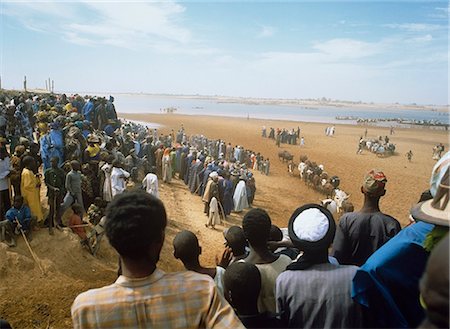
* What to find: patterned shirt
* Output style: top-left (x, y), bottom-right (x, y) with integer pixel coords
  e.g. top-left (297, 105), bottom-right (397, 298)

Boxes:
top-left (71, 269), bottom-right (244, 329)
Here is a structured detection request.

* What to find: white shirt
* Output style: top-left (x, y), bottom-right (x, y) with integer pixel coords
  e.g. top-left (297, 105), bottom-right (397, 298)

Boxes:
top-left (111, 167), bottom-right (130, 197)
top-left (142, 173), bottom-right (159, 198)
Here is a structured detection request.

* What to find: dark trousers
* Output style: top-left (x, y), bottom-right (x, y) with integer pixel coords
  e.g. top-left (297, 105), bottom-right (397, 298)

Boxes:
top-left (48, 194), bottom-right (63, 227)
top-left (0, 189), bottom-right (11, 220)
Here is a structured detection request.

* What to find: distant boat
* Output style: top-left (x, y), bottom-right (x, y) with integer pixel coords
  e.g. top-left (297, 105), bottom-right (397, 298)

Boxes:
top-left (161, 107), bottom-right (178, 113)
top-left (192, 106), bottom-right (204, 109)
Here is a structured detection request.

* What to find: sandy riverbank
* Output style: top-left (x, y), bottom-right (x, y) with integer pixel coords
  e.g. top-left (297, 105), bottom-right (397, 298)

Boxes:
top-left (122, 112), bottom-right (449, 228)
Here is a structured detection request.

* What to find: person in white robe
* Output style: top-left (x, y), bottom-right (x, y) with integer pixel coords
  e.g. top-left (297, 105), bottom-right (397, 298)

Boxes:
top-left (142, 171), bottom-right (159, 198)
top-left (111, 160), bottom-right (130, 198)
top-left (233, 177), bottom-right (249, 212)
top-left (101, 162), bottom-right (113, 202)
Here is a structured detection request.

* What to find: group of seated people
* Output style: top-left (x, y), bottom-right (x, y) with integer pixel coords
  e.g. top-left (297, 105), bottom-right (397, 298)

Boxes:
top-left (68, 151), bottom-right (449, 329)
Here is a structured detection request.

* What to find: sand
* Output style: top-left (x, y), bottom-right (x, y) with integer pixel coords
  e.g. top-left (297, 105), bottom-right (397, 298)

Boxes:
top-left (1, 111), bottom-right (448, 328)
top-left (123, 112), bottom-right (449, 228)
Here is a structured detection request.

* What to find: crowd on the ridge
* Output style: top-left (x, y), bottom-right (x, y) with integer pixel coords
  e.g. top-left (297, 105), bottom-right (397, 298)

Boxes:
top-left (0, 91), bottom-right (266, 248)
top-left (0, 91), bottom-right (448, 329)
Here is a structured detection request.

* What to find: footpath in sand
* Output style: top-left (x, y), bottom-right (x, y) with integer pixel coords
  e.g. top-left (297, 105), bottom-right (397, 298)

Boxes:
top-left (1, 112), bottom-right (448, 328)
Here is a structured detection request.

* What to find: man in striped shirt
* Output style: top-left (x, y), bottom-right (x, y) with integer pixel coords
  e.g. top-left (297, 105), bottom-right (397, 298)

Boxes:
top-left (71, 190), bottom-right (243, 329)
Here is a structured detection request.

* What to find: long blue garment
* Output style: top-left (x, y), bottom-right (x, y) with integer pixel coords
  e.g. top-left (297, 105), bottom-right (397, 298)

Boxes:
top-left (82, 101), bottom-right (94, 122)
top-left (40, 130), bottom-right (64, 170)
top-left (352, 221), bottom-right (434, 328)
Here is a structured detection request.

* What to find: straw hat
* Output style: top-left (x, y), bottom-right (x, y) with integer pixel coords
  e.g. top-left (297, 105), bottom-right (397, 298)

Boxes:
top-left (411, 152), bottom-right (450, 227)
top-left (411, 168), bottom-right (449, 226)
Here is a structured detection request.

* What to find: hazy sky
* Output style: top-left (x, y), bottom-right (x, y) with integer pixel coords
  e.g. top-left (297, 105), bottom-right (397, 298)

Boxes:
top-left (1, 1), bottom-right (448, 105)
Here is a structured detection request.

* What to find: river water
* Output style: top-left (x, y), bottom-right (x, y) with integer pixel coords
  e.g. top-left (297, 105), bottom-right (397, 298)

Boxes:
top-left (107, 93), bottom-right (449, 127)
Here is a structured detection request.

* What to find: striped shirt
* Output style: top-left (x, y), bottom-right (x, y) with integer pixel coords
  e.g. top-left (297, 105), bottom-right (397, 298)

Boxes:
top-left (71, 269), bottom-right (244, 329)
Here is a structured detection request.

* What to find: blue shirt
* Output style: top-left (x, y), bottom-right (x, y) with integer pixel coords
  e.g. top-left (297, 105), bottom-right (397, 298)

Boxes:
top-left (5, 205), bottom-right (32, 230)
top-left (352, 221), bottom-right (433, 328)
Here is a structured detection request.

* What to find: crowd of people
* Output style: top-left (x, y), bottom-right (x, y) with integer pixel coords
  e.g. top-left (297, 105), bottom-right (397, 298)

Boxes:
top-left (0, 91), bottom-right (265, 246)
top-left (0, 91), bottom-right (448, 328)
top-left (262, 126), bottom-right (303, 147)
top-left (70, 153), bottom-right (448, 329)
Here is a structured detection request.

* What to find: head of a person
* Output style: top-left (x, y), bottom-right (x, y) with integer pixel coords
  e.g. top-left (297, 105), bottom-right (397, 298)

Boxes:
top-left (419, 234), bottom-right (449, 329)
top-left (173, 230), bottom-right (201, 264)
top-left (361, 169), bottom-right (387, 199)
top-left (242, 208), bottom-right (271, 248)
top-left (288, 204), bottom-right (336, 255)
top-left (14, 145), bottom-right (26, 157)
top-left (50, 156), bottom-right (59, 169)
top-left (268, 224), bottom-right (283, 252)
top-left (223, 262), bottom-right (261, 313)
top-left (72, 203), bottom-right (83, 216)
top-left (13, 195), bottom-right (24, 209)
top-left (224, 226), bottom-right (247, 256)
top-left (22, 155), bottom-right (36, 171)
top-left (112, 159), bottom-right (122, 168)
top-left (105, 190), bottom-right (167, 264)
top-left (209, 171), bottom-right (219, 182)
top-left (70, 160), bottom-right (81, 172)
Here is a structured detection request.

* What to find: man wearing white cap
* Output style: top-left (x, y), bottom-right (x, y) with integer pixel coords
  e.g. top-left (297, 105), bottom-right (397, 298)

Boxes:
top-left (276, 204), bottom-right (363, 328)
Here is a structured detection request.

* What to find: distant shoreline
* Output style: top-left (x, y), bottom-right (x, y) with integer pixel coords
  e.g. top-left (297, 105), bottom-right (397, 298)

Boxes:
top-left (3, 88), bottom-right (449, 113)
top-left (108, 92), bottom-right (449, 114)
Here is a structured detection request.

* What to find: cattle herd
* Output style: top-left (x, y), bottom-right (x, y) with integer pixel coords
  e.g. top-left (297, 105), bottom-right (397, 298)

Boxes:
top-left (279, 152), bottom-right (352, 216)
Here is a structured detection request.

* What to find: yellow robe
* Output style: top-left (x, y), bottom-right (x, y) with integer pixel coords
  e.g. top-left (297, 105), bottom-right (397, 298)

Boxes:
top-left (21, 168), bottom-right (43, 222)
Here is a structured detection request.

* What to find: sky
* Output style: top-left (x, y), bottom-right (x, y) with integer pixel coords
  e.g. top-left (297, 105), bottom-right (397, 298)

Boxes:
top-left (1, 0), bottom-right (448, 105)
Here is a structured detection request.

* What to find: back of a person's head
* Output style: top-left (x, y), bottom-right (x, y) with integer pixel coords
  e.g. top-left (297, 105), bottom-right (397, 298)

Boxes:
top-left (173, 230), bottom-right (200, 263)
top-left (224, 262), bottom-right (261, 310)
top-left (105, 190), bottom-right (167, 260)
top-left (242, 208), bottom-right (271, 247)
top-left (419, 234), bottom-right (449, 328)
top-left (225, 226), bottom-right (247, 255)
top-left (269, 224), bottom-right (283, 242)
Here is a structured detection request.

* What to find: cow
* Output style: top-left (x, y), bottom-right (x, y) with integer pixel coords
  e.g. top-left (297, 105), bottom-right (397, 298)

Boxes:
top-left (320, 198), bottom-right (337, 216)
top-left (334, 189), bottom-right (350, 213)
top-left (278, 150), bottom-right (293, 162)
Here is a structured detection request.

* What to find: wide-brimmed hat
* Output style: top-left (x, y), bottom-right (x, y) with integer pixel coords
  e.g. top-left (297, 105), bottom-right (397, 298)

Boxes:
top-left (411, 161), bottom-right (450, 227)
top-left (288, 204), bottom-right (336, 251)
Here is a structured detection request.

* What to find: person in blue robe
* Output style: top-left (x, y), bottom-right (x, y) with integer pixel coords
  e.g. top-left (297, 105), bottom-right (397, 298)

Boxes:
top-left (40, 123), bottom-right (64, 170)
top-left (352, 221), bottom-right (434, 328)
top-left (82, 98), bottom-right (95, 122)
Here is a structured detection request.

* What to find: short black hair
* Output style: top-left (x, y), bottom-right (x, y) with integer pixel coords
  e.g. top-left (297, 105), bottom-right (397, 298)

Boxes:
top-left (225, 226), bottom-right (247, 255)
top-left (269, 224), bottom-right (283, 242)
top-left (105, 190), bottom-right (167, 260)
top-left (242, 208), bottom-right (271, 247)
top-left (173, 230), bottom-right (200, 262)
top-left (224, 262), bottom-right (261, 308)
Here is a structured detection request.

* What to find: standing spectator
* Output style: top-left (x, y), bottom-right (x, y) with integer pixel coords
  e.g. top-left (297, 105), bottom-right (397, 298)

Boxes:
top-left (9, 145), bottom-right (25, 197)
top-left (61, 160), bottom-right (85, 216)
top-left (20, 156), bottom-right (43, 224)
top-left (173, 230), bottom-right (229, 295)
top-left (44, 156), bottom-right (66, 231)
top-left (224, 262), bottom-right (284, 328)
top-left (241, 208), bottom-right (291, 314)
top-left (100, 156), bottom-right (114, 202)
top-left (110, 160), bottom-right (130, 198)
top-left (276, 204), bottom-right (363, 328)
top-left (0, 144), bottom-right (11, 219)
top-left (142, 168), bottom-right (159, 198)
top-left (71, 190), bottom-right (243, 329)
top-left (332, 169), bottom-right (401, 266)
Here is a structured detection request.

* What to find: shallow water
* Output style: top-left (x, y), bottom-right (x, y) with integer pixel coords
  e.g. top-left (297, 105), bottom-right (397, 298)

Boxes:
top-left (108, 93), bottom-right (449, 126)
